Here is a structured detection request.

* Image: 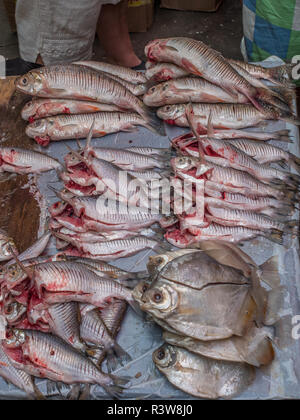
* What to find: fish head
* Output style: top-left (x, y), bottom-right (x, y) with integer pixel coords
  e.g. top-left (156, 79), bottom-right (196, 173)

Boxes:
top-left (153, 344), bottom-right (177, 370)
top-left (49, 199), bottom-right (70, 217)
top-left (15, 71), bottom-right (44, 96)
top-left (25, 118), bottom-right (50, 138)
top-left (144, 83), bottom-right (171, 106)
top-left (21, 100), bottom-right (38, 121)
top-left (132, 281), bottom-right (150, 304)
top-left (145, 39), bottom-right (173, 62)
top-left (4, 328), bottom-right (26, 348)
top-left (171, 156), bottom-right (197, 172)
top-left (3, 264), bottom-right (29, 290)
top-left (139, 283), bottom-right (179, 318)
top-left (0, 236), bottom-right (18, 262)
top-left (64, 151), bottom-right (82, 169)
top-left (4, 301), bottom-right (27, 324)
top-left (157, 104), bottom-right (185, 121)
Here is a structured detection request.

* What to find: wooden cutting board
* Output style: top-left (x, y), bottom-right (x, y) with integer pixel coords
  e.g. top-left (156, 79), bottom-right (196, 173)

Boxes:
top-left (0, 77), bottom-right (40, 254)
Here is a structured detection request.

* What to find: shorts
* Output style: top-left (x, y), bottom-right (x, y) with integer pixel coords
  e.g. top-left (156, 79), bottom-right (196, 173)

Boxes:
top-left (16, 0), bottom-right (121, 65)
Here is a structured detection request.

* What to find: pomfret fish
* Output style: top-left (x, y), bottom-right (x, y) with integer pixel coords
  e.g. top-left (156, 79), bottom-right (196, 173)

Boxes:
top-left (153, 344), bottom-right (255, 399)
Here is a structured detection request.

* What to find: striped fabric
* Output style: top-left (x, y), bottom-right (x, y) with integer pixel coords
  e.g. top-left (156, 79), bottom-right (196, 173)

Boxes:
top-left (243, 0), bottom-right (300, 63)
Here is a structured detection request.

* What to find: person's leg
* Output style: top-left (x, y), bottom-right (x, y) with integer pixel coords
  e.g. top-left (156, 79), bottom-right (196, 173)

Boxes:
top-left (97, 0), bottom-right (141, 68)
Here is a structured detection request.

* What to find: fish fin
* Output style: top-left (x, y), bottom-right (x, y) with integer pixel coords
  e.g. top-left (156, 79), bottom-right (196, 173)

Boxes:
top-left (256, 88), bottom-right (292, 113)
top-left (144, 108), bottom-right (166, 136)
top-left (206, 110), bottom-right (214, 138)
top-left (107, 342), bottom-right (132, 371)
top-left (185, 103), bottom-right (206, 163)
top-left (259, 256), bottom-right (281, 288)
top-left (103, 375), bottom-right (131, 399)
top-left (288, 153), bottom-right (300, 174)
top-left (264, 286), bottom-right (286, 326)
top-left (250, 270), bottom-right (268, 327)
top-left (266, 230), bottom-right (283, 245)
top-left (84, 120), bottom-right (95, 159)
top-left (272, 129), bottom-right (292, 142)
top-left (267, 64), bottom-right (295, 87)
top-left (271, 86), bottom-right (296, 110)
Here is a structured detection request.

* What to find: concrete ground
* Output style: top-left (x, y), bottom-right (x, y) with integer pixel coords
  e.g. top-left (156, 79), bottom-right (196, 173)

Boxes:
top-left (0, 0), bottom-right (243, 63)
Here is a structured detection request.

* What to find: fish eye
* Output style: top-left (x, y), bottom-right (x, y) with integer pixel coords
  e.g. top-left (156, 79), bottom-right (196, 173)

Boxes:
top-left (153, 292), bottom-right (163, 303)
top-left (21, 77), bottom-right (28, 86)
top-left (150, 87), bottom-right (156, 93)
top-left (142, 284), bottom-right (148, 293)
top-left (165, 106), bottom-right (171, 111)
top-left (162, 85), bottom-right (168, 91)
top-left (156, 349), bottom-right (165, 360)
top-left (34, 120), bottom-right (42, 127)
top-left (5, 305), bottom-right (13, 314)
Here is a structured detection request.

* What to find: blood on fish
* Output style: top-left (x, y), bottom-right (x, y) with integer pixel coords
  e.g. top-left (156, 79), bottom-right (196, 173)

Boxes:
top-left (63, 107), bottom-right (71, 114)
top-left (35, 136), bottom-right (51, 147)
top-left (28, 117), bottom-right (35, 123)
top-left (165, 119), bottom-right (176, 125)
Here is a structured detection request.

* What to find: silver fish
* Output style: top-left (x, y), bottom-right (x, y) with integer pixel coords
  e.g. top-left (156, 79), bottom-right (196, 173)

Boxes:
top-left (153, 344), bottom-right (255, 399)
top-left (2, 329), bottom-right (129, 397)
top-left (0, 147), bottom-right (62, 174)
top-left (0, 229), bottom-right (18, 262)
top-left (16, 65), bottom-right (160, 133)
top-left (21, 98), bottom-right (125, 121)
top-left (145, 61), bottom-right (189, 81)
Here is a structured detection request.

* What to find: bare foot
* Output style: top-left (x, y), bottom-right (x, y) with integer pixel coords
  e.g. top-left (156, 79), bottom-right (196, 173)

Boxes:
top-left (97, 1), bottom-right (141, 68)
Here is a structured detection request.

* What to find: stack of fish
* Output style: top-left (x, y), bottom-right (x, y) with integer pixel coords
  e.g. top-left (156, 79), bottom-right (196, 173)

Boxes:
top-left (133, 244), bottom-right (278, 399)
top-left (16, 62), bottom-right (164, 147)
top-left (47, 128), bottom-right (174, 260)
top-left (163, 110), bottom-right (299, 247)
top-left (0, 227), bottom-right (147, 398)
top-left (143, 37), bottom-right (299, 129)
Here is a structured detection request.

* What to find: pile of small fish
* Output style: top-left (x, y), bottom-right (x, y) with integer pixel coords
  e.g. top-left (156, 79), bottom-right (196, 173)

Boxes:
top-left (133, 244), bottom-right (279, 399)
top-left (0, 227), bottom-right (148, 399)
top-left (16, 62), bottom-right (164, 147)
top-left (47, 127), bottom-right (173, 260)
top-left (162, 110), bottom-right (299, 247)
top-left (144, 37), bottom-right (299, 129)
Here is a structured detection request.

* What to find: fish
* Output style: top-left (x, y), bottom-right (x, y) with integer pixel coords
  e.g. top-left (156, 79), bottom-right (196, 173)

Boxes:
top-left (183, 135), bottom-right (300, 188)
top-left (172, 129), bottom-right (292, 143)
top-left (25, 112), bottom-right (158, 147)
top-left (228, 138), bottom-right (300, 173)
top-left (227, 59), bottom-right (294, 88)
top-left (73, 60), bottom-right (147, 84)
top-left (145, 61), bottom-right (190, 81)
top-left (28, 302), bottom-right (86, 353)
top-left (205, 205), bottom-right (296, 233)
top-left (80, 307), bottom-right (131, 371)
top-left (0, 229), bottom-right (18, 262)
top-left (157, 103), bottom-right (300, 129)
top-left (71, 146), bottom-right (169, 171)
top-left (21, 99), bottom-right (125, 122)
top-left (172, 156), bottom-right (292, 201)
top-left (163, 326), bottom-right (274, 367)
top-left (5, 231), bottom-right (52, 268)
top-left (0, 342), bottom-right (40, 398)
top-left (50, 193), bottom-right (164, 232)
top-left (134, 250), bottom-right (260, 340)
top-left (145, 37), bottom-right (287, 113)
top-left (165, 224), bottom-right (283, 245)
top-left (144, 77), bottom-right (249, 107)
top-left (0, 147), bottom-right (62, 174)
top-left (68, 257), bottom-right (148, 282)
top-left (53, 233), bottom-right (168, 261)
top-left (16, 65), bottom-right (162, 134)
top-left (2, 329), bottom-right (129, 397)
top-left (26, 261), bottom-right (136, 311)
top-left (152, 344), bottom-right (255, 399)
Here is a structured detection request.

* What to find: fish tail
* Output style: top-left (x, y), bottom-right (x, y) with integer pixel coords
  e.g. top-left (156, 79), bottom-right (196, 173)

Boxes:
top-left (142, 105), bottom-right (166, 136)
top-left (259, 255), bottom-right (280, 288)
top-left (288, 153), bottom-right (300, 174)
top-left (103, 375), bottom-right (131, 398)
top-left (106, 342), bottom-right (132, 372)
top-left (256, 88), bottom-right (292, 113)
top-left (272, 129), bottom-right (292, 142)
top-left (267, 64), bottom-right (295, 87)
top-left (271, 86), bottom-right (296, 110)
top-left (266, 230), bottom-right (283, 245)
